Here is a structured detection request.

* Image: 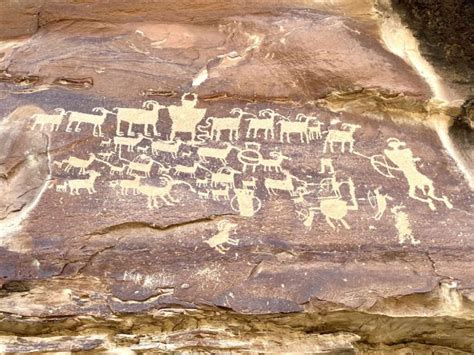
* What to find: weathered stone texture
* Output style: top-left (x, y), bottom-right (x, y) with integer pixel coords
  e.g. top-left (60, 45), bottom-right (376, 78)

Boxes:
top-left (0, 0), bottom-right (473, 353)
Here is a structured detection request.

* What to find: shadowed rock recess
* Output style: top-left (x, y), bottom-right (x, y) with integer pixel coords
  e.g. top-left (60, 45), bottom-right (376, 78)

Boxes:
top-left (0, 0), bottom-right (473, 353)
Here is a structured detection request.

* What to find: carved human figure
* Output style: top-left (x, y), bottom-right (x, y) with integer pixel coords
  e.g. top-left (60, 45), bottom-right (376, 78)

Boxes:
top-left (371, 187), bottom-right (393, 220)
top-left (382, 138), bottom-right (452, 210)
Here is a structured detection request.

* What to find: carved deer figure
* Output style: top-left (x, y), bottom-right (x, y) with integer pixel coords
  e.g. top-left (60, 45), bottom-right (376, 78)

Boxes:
top-left (242, 177), bottom-right (257, 190)
top-left (264, 171), bottom-right (302, 196)
top-left (172, 162), bottom-right (209, 178)
top-left (151, 139), bottom-right (183, 158)
top-left (198, 190), bottom-right (211, 199)
top-left (109, 175), bottom-right (141, 195)
top-left (211, 186), bottom-right (231, 201)
top-left (31, 108), bottom-right (67, 131)
top-left (109, 164), bottom-right (127, 176)
top-left (246, 108), bottom-right (282, 139)
top-left (204, 220), bottom-right (239, 254)
top-left (323, 123), bottom-right (361, 153)
top-left (114, 100), bottom-right (163, 136)
top-left (55, 183), bottom-right (67, 192)
top-left (210, 167), bottom-right (241, 188)
top-left (137, 146), bottom-right (150, 154)
top-left (126, 157), bottom-right (156, 178)
top-left (97, 151), bottom-right (115, 161)
top-left (197, 142), bottom-right (237, 164)
top-left (65, 107), bottom-right (112, 137)
top-left (54, 153), bottom-right (96, 175)
top-left (259, 151), bottom-right (289, 173)
top-left (196, 177), bottom-right (210, 188)
top-left (100, 138), bottom-right (112, 147)
top-left (276, 113), bottom-right (317, 143)
top-left (113, 133), bottom-right (146, 153)
top-left (66, 171), bottom-right (101, 195)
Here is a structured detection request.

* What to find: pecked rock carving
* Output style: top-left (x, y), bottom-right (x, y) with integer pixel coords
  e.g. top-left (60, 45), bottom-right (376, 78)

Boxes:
top-left (0, 1), bottom-right (473, 353)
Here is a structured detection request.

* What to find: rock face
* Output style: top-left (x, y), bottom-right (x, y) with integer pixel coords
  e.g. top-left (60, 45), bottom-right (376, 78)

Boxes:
top-left (0, 0), bottom-right (473, 353)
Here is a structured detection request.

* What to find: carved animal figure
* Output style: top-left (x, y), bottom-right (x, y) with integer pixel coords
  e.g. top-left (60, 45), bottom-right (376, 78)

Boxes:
top-left (114, 100), bottom-right (162, 136)
top-left (277, 113), bottom-right (317, 143)
top-left (259, 151), bottom-right (289, 172)
top-left (97, 151), bottom-right (115, 161)
top-left (54, 153), bottom-right (96, 175)
top-left (31, 108), bottom-right (66, 131)
top-left (323, 123), bottom-right (360, 153)
top-left (173, 162), bottom-right (209, 178)
top-left (55, 183), bottom-right (67, 192)
top-left (65, 107), bottom-right (112, 137)
top-left (168, 93), bottom-right (206, 140)
top-left (100, 138), bottom-right (112, 147)
top-left (113, 134), bottom-right (146, 153)
top-left (200, 107), bottom-right (249, 141)
top-left (109, 164), bottom-right (127, 176)
top-left (242, 177), bottom-right (257, 190)
top-left (126, 158), bottom-right (156, 178)
top-left (196, 177), bottom-right (209, 187)
top-left (109, 175), bottom-right (141, 195)
top-left (137, 146), bottom-right (150, 154)
top-left (307, 120), bottom-right (324, 140)
top-left (197, 143), bottom-right (236, 164)
top-left (204, 220), bottom-right (239, 254)
top-left (210, 167), bottom-right (241, 188)
top-left (246, 108), bottom-right (282, 139)
top-left (151, 139), bottom-right (183, 158)
top-left (264, 172), bottom-right (298, 195)
top-left (137, 175), bottom-right (193, 208)
top-left (66, 171), bottom-right (101, 195)
top-left (198, 191), bottom-right (211, 199)
top-left (211, 186), bottom-right (230, 201)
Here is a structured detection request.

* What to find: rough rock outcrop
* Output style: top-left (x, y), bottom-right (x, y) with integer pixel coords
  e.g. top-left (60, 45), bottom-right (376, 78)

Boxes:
top-left (0, 0), bottom-right (473, 353)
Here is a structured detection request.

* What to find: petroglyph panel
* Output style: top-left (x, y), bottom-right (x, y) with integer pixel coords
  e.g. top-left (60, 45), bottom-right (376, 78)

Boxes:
top-left (13, 92), bottom-right (470, 255)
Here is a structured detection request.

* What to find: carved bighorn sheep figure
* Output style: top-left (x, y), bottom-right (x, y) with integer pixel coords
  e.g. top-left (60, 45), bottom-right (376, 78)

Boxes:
top-left (65, 107), bottom-right (112, 137)
top-left (200, 107), bottom-right (246, 141)
top-left (259, 151), bottom-right (289, 173)
top-left (204, 220), bottom-right (239, 254)
top-left (323, 123), bottom-right (361, 153)
top-left (31, 108), bottom-right (67, 131)
top-left (277, 113), bottom-right (317, 143)
top-left (246, 108), bottom-right (283, 139)
top-left (114, 100), bottom-right (163, 136)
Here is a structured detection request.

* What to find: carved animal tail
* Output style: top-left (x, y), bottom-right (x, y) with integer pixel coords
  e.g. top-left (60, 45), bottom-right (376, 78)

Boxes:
top-left (173, 180), bottom-right (195, 192)
top-left (95, 158), bottom-right (113, 168)
top-left (196, 117), bottom-right (212, 142)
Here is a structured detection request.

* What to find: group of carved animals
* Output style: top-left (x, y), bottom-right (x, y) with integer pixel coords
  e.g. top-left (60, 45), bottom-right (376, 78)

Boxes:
top-left (29, 97), bottom-right (362, 154)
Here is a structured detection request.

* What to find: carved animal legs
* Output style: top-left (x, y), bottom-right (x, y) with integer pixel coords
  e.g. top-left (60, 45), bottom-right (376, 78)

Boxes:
top-left (409, 186), bottom-right (436, 210)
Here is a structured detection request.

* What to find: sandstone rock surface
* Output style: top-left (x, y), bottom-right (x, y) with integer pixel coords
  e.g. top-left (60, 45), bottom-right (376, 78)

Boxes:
top-left (0, 0), bottom-right (473, 353)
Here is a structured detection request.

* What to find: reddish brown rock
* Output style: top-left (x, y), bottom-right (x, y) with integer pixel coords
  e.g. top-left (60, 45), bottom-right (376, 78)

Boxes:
top-left (0, 0), bottom-right (473, 353)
